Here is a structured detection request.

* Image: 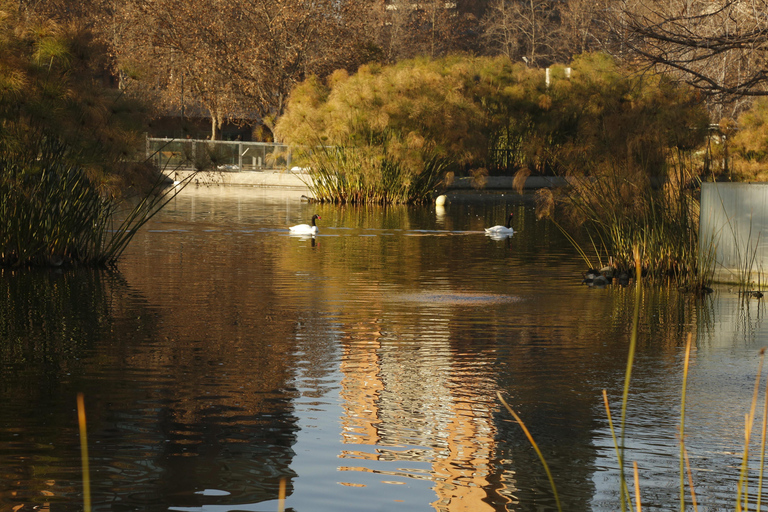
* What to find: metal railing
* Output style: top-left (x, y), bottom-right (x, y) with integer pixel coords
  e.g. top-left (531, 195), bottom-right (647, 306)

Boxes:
top-left (147, 137), bottom-right (293, 172)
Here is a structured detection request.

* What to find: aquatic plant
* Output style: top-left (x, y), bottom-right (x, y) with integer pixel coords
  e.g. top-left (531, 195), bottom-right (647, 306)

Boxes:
top-left (298, 143), bottom-right (449, 205)
top-left (537, 173), bottom-right (709, 287)
top-left (0, 3), bottom-right (190, 267)
top-left (0, 139), bottom-right (192, 267)
top-left (77, 393), bottom-right (92, 512)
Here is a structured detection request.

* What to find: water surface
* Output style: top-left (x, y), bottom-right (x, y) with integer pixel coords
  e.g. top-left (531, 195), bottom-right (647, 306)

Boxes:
top-left (1, 186), bottom-right (766, 511)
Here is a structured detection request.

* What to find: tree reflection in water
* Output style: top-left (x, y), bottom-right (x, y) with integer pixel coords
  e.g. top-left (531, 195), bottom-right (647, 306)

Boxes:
top-left (0, 188), bottom-right (758, 512)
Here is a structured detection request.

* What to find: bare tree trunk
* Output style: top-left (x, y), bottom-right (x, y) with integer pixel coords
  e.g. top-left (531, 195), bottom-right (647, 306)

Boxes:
top-left (529, 0), bottom-right (536, 65)
top-left (210, 111), bottom-right (220, 140)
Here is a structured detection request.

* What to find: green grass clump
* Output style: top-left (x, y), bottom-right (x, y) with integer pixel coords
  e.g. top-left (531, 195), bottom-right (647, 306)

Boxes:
top-left (539, 172), bottom-right (709, 288)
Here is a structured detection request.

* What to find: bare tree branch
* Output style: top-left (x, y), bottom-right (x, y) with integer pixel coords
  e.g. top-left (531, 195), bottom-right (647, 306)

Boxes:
top-left (621, 0), bottom-right (768, 98)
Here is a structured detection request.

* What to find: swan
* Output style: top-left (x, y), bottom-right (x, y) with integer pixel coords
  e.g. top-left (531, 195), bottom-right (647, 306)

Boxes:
top-left (485, 213), bottom-right (515, 236)
top-left (289, 214), bottom-right (321, 235)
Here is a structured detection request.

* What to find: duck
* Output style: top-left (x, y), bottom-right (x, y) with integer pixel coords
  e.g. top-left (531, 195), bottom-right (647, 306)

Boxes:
top-left (289, 214), bottom-right (321, 235)
top-left (582, 268), bottom-right (600, 284)
top-left (485, 213), bottom-right (515, 236)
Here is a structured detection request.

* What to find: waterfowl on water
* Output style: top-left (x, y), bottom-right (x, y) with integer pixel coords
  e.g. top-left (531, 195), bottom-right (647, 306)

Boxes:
top-left (289, 214), bottom-right (321, 235)
top-left (582, 269), bottom-right (600, 284)
top-left (485, 213), bottom-right (515, 236)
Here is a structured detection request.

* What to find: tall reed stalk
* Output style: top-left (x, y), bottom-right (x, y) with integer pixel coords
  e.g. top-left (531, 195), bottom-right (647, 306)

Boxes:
top-left (77, 393), bottom-right (91, 512)
top-left (679, 333), bottom-right (693, 511)
top-left (497, 392), bottom-right (562, 512)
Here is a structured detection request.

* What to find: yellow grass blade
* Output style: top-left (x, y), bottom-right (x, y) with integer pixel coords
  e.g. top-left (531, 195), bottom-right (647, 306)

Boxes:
top-left (603, 390), bottom-right (634, 511)
top-left (497, 392), bottom-right (562, 512)
top-left (680, 333), bottom-right (692, 509)
top-left (683, 447), bottom-right (699, 512)
top-left (633, 461), bottom-right (642, 512)
top-left (278, 477), bottom-right (286, 512)
top-left (77, 393), bottom-right (91, 512)
top-left (757, 363), bottom-right (768, 512)
top-left (737, 348), bottom-right (765, 511)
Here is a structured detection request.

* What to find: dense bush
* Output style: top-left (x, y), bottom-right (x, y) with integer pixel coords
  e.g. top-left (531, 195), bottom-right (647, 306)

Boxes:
top-left (727, 99), bottom-right (768, 181)
top-left (277, 53), bottom-right (709, 208)
top-left (276, 56), bottom-right (520, 203)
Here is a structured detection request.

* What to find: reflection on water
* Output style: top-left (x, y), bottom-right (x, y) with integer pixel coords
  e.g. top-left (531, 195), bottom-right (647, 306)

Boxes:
top-left (1, 186), bottom-right (767, 511)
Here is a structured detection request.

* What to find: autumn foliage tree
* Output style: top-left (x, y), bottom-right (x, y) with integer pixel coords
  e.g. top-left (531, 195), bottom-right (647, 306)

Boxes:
top-left (480, 0), bottom-right (618, 66)
top-left (373, 0), bottom-right (484, 62)
top-left (78, 0), bottom-right (375, 140)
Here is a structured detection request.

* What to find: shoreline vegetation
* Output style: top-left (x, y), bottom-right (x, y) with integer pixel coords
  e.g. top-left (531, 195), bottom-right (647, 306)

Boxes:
top-left (3, 0), bottom-right (767, 291)
top-left (277, 53), bottom-right (717, 289)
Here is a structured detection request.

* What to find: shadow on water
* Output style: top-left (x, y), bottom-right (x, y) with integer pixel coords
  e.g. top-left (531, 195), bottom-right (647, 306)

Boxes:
top-left (0, 267), bottom-right (300, 512)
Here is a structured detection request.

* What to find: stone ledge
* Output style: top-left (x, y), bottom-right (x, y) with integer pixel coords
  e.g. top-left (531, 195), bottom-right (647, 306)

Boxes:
top-left (162, 170), bottom-right (568, 191)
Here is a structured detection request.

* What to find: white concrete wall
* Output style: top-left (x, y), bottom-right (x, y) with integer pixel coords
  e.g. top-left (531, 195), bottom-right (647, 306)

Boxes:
top-left (163, 169), bottom-right (310, 190)
top-left (700, 182), bottom-right (768, 284)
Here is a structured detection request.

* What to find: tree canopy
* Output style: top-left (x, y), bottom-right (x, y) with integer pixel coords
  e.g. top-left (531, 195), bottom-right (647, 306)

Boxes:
top-left (0, 0), bottom-right (149, 187)
top-left (16, 0), bottom-right (762, 142)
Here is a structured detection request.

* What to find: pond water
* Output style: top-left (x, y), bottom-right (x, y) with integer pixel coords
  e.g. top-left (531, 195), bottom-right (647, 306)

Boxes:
top-left (2, 186), bottom-right (767, 512)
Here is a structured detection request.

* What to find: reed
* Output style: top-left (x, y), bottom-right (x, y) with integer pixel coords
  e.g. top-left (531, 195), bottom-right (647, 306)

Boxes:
top-left (545, 169), bottom-right (711, 289)
top-left (301, 144), bottom-right (448, 205)
top-left (679, 333), bottom-right (693, 511)
top-left (0, 139), bottom-right (193, 268)
top-left (278, 477), bottom-right (286, 512)
top-left (736, 348), bottom-right (766, 511)
top-left (497, 392), bottom-right (562, 512)
top-left (77, 393), bottom-right (91, 512)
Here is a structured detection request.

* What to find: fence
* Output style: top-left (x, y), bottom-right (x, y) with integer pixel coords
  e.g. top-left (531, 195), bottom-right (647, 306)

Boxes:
top-left (146, 138), bottom-right (293, 172)
top-left (700, 182), bottom-right (768, 284)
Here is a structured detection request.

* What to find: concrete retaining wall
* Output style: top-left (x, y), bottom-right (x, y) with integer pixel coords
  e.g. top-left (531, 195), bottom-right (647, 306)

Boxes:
top-left (164, 169), bottom-right (309, 189)
top-left (700, 182), bottom-right (768, 284)
top-left (163, 169), bottom-right (569, 192)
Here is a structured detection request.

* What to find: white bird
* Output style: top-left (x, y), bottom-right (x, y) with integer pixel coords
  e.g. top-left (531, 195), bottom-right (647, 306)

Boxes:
top-left (289, 214), bottom-right (321, 235)
top-left (485, 213), bottom-right (515, 236)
